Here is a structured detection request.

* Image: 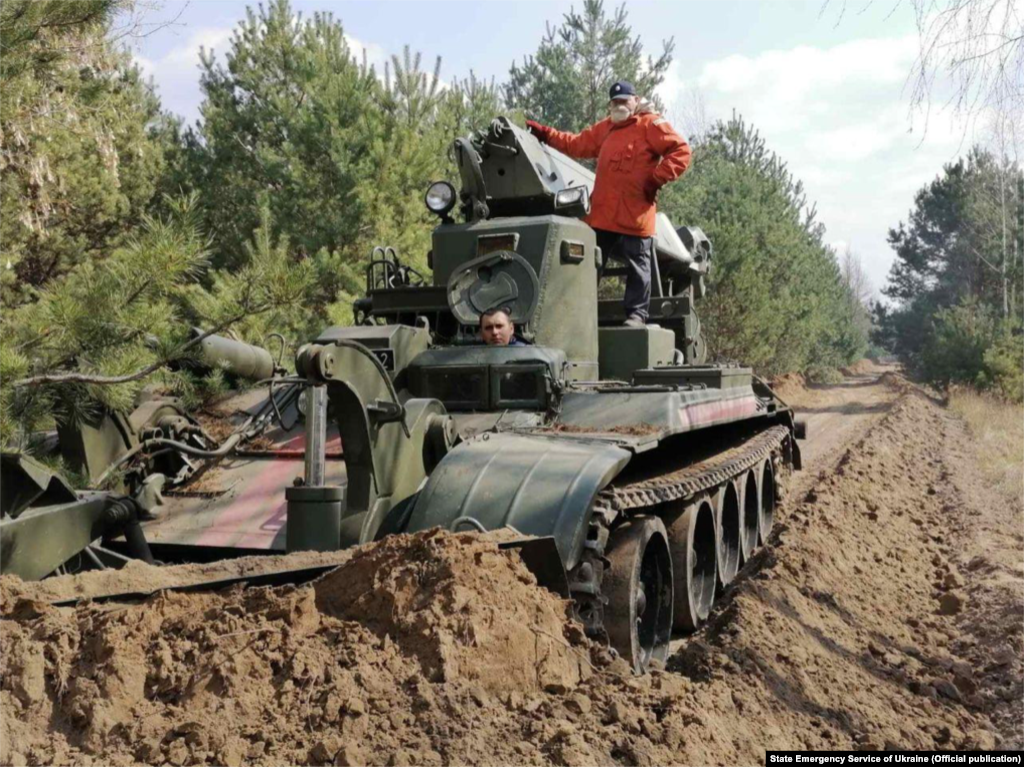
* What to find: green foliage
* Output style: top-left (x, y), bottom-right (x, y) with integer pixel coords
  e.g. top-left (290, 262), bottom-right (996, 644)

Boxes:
top-left (174, 1), bottom-right (499, 295)
top-left (1, 0), bottom-right (521, 450)
top-left (441, 72), bottom-right (508, 138)
top-left (181, 202), bottom-right (321, 345)
top-left (2, 195), bottom-right (209, 444)
top-left (505, 0), bottom-right (674, 131)
top-left (177, 1), bottom-right (379, 272)
top-left (981, 328), bottom-right (1024, 402)
top-left (865, 341), bottom-right (890, 362)
top-left (1, 196), bottom-right (322, 447)
top-left (659, 115), bottom-right (866, 376)
top-left (0, 1), bottom-right (115, 80)
top-left (1, 0), bottom-right (170, 306)
top-left (805, 366), bottom-right (844, 385)
top-left (878, 147), bottom-right (1022, 398)
top-left (886, 149), bottom-right (1021, 310)
top-left (918, 302), bottom-right (994, 386)
top-left (911, 302), bottom-right (1023, 402)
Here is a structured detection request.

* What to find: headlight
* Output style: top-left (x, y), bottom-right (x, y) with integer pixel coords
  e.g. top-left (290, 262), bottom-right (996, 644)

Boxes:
top-left (555, 186), bottom-right (589, 210)
top-left (425, 181), bottom-right (456, 215)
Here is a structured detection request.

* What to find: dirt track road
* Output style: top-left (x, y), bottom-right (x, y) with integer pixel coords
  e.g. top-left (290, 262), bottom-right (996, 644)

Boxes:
top-left (780, 368), bottom-right (898, 487)
top-left (660, 365), bottom-right (1023, 758)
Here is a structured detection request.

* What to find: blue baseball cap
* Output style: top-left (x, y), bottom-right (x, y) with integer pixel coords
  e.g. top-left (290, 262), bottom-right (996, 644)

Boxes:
top-left (609, 81), bottom-right (636, 100)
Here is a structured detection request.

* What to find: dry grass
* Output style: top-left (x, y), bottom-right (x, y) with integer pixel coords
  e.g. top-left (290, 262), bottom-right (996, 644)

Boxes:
top-left (949, 386), bottom-right (1024, 504)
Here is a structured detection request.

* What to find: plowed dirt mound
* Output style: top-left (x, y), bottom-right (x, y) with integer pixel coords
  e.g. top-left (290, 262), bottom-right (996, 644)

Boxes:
top-left (879, 370), bottom-right (914, 393)
top-left (1, 531), bottom-right (594, 766)
top-left (769, 372), bottom-right (807, 402)
top-left (2, 377), bottom-right (1020, 766)
top-left (839, 359), bottom-right (879, 376)
top-left (313, 531), bottom-right (590, 694)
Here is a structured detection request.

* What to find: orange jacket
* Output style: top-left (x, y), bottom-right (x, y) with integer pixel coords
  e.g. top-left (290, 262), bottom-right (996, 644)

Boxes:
top-left (543, 112), bottom-right (691, 238)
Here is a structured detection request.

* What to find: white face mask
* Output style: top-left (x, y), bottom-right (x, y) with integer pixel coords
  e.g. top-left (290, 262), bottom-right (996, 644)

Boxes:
top-left (609, 103), bottom-right (632, 123)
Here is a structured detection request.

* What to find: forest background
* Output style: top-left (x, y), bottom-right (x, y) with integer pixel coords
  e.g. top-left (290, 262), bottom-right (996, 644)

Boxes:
top-left (1, 0), bottom-right (1021, 449)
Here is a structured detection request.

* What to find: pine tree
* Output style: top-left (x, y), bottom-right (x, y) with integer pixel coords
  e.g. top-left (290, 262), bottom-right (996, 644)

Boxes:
top-left (441, 72), bottom-right (507, 138)
top-left (352, 45), bottom-right (449, 275)
top-left (180, 1), bottom-right (379, 273)
top-left (175, 0), bottom-right (485, 321)
top-left (505, 0), bottom-right (674, 131)
top-left (1, 195), bottom-right (321, 447)
top-left (1, 0), bottom-right (170, 306)
top-left (659, 115), bottom-right (866, 376)
top-left (0, 1), bottom-right (112, 80)
top-left (877, 147), bottom-right (1022, 397)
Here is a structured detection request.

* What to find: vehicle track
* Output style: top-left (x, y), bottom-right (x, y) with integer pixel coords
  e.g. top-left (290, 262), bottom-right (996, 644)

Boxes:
top-left (570, 425), bottom-right (792, 668)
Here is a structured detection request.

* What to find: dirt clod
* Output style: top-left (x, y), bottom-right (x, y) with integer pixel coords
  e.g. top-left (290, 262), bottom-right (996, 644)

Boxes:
top-left (938, 590), bottom-right (967, 615)
top-left (934, 679), bottom-right (962, 701)
top-left (942, 570), bottom-right (965, 589)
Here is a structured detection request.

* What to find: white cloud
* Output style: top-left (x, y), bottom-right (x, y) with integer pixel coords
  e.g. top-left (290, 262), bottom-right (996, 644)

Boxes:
top-left (700, 36), bottom-right (914, 97)
top-left (657, 34), bottom-right (985, 288)
top-left (132, 26), bottom-right (234, 126)
top-left (344, 33), bottom-right (388, 72)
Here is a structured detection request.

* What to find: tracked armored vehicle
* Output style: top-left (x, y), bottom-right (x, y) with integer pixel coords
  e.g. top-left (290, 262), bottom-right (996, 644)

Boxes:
top-left (1, 118), bottom-right (802, 672)
top-left (284, 118), bottom-right (803, 671)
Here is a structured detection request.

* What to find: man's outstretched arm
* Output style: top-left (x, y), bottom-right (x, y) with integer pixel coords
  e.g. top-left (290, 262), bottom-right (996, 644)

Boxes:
top-left (527, 119), bottom-right (609, 160)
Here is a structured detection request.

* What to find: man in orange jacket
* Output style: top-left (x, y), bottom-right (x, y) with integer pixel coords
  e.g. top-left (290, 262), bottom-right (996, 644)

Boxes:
top-left (526, 81), bottom-right (691, 327)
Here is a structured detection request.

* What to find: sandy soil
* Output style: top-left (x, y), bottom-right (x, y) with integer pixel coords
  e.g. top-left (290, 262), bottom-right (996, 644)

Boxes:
top-left (936, 401), bottom-right (1024, 747)
top-left (2, 366), bottom-right (1021, 765)
top-left (775, 362), bottom-right (899, 488)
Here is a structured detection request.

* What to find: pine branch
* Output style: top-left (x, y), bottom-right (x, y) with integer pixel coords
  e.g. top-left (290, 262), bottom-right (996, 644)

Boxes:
top-left (11, 312), bottom-right (256, 389)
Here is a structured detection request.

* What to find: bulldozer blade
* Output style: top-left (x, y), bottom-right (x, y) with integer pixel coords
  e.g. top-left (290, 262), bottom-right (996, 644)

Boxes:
top-left (48, 537), bottom-right (569, 608)
top-left (498, 536), bottom-right (570, 599)
top-left (50, 563), bottom-right (341, 608)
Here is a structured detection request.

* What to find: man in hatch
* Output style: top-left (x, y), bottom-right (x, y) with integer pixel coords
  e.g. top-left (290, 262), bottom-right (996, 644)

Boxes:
top-left (526, 81), bottom-right (691, 328)
top-left (480, 308), bottom-right (525, 346)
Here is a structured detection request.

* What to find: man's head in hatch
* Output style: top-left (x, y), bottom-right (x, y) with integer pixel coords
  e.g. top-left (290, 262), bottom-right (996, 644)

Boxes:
top-left (480, 308), bottom-right (515, 346)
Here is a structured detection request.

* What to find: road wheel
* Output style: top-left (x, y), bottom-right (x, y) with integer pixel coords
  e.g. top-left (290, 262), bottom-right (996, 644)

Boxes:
top-left (666, 496), bottom-right (716, 631)
top-left (716, 482), bottom-right (741, 590)
top-left (740, 471), bottom-right (759, 563)
top-left (605, 516), bottom-right (673, 673)
top-left (758, 459), bottom-right (776, 545)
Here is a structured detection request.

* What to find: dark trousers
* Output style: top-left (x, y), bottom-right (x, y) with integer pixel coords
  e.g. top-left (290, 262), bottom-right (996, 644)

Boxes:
top-left (596, 230), bottom-right (653, 321)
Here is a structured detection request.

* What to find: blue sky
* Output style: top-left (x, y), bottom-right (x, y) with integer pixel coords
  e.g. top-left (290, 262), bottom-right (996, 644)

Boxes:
top-left (130, 0), bottom-right (988, 293)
